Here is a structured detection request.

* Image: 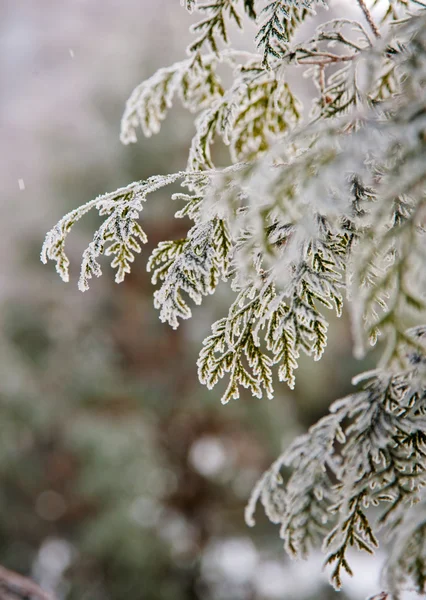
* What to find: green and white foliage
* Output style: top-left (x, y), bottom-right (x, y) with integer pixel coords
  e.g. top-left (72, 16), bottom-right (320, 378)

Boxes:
top-left (188, 61), bottom-right (302, 168)
top-left (385, 499), bottom-right (426, 598)
top-left (371, 0), bottom-right (423, 24)
top-left (256, 0), bottom-right (327, 66)
top-left (148, 217), bottom-right (232, 328)
top-left (187, 0), bottom-right (257, 56)
top-left (42, 174), bottom-right (184, 291)
top-left (247, 327), bottom-right (426, 589)
top-left (120, 55), bottom-right (224, 144)
top-left (42, 0), bottom-right (426, 596)
top-left (198, 216), bottom-right (347, 400)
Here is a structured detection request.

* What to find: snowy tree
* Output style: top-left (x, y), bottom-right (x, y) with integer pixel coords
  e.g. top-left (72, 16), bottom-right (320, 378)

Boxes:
top-left (42, 0), bottom-right (426, 596)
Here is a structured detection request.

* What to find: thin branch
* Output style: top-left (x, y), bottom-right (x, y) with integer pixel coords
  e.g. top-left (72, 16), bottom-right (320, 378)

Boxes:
top-left (0, 566), bottom-right (55, 600)
top-left (319, 65), bottom-right (326, 96)
top-left (356, 0), bottom-right (381, 39)
top-left (294, 54), bottom-right (356, 66)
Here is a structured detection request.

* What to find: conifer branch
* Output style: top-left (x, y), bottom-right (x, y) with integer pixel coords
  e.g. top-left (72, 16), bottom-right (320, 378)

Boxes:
top-left (42, 5), bottom-right (426, 596)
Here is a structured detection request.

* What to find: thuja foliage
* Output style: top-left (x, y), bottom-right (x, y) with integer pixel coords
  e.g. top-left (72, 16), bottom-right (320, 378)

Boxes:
top-left (42, 0), bottom-right (426, 596)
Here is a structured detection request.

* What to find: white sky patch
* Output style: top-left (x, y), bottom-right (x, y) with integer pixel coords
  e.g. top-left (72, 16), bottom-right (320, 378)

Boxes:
top-left (18, 178), bottom-right (25, 190)
top-left (69, 48), bottom-right (74, 58)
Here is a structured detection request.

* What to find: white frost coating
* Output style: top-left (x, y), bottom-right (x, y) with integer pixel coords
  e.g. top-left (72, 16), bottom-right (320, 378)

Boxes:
top-left (42, 173), bottom-right (185, 289)
top-left (41, 3), bottom-right (426, 594)
top-left (120, 55), bottom-right (223, 145)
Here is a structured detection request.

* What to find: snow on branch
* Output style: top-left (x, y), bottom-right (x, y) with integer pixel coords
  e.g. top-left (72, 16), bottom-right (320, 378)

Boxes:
top-left (42, 173), bottom-right (185, 290)
top-left (42, 4), bottom-right (426, 596)
top-left (256, 0), bottom-right (328, 67)
top-left (247, 330), bottom-right (426, 589)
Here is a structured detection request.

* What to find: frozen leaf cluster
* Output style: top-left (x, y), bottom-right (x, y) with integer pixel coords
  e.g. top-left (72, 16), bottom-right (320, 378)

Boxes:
top-left (247, 326), bottom-right (426, 590)
top-left (42, 174), bottom-right (183, 291)
top-left (256, 0), bottom-right (327, 66)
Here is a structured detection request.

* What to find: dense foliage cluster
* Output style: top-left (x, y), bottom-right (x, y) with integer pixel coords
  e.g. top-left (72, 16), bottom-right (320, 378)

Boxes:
top-left (42, 0), bottom-right (426, 596)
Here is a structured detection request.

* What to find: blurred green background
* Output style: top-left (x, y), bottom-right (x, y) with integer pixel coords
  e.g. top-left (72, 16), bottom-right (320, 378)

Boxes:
top-left (0, 1), bottom-right (382, 598)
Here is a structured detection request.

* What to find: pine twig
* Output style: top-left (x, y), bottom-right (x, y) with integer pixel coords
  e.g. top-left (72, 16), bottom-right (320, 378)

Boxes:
top-left (0, 566), bottom-right (55, 600)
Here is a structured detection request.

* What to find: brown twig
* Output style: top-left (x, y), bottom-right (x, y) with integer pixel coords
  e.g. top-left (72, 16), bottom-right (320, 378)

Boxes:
top-left (319, 64), bottom-right (326, 96)
top-left (0, 566), bottom-right (55, 600)
top-left (356, 0), bottom-right (381, 39)
top-left (296, 54), bottom-right (356, 66)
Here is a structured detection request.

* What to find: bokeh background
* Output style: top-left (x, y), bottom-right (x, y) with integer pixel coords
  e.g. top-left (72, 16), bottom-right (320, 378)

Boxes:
top-left (0, 1), bottom-right (388, 598)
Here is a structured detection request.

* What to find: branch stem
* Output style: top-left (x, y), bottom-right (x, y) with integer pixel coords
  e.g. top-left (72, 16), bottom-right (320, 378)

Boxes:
top-left (356, 0), bottom-right (381, 39)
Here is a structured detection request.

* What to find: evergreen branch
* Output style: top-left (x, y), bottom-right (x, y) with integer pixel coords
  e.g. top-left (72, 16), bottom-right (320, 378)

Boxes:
top-left (188, 0), bottom-right (252, 56)
top-left (385, 511), bottom-right (426, 596)
top-left (121, 55), bottom-right (223, 144)
top-left (150, 217), bottom-right (232, 328)
top-left (352, 193), bottom-right (426, 366)
top-left (356, 0), bottom-right (381, 39)
top-left (42, 173), bottom-right (185, 290)
top-left (248, 341), bottom-right (426, 588)
top-left (188, 62), bottom-right (302, 169)
top-left (230, 75), bottom-right (302, 161)
top-left (42, 8), bottom-right (426, 597)
top-left (199, 220), bottom-right (347, 397)
top-left (198, 282), bottom-right (276, 402)
top-left (371, 0), bottom-right (426, 24)
top-left (256, 0), bottom-right (327, 67)
top-left (325, 491), bottom-right (379, 589)
top-left (246, 408), bottom-right (345, 556)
